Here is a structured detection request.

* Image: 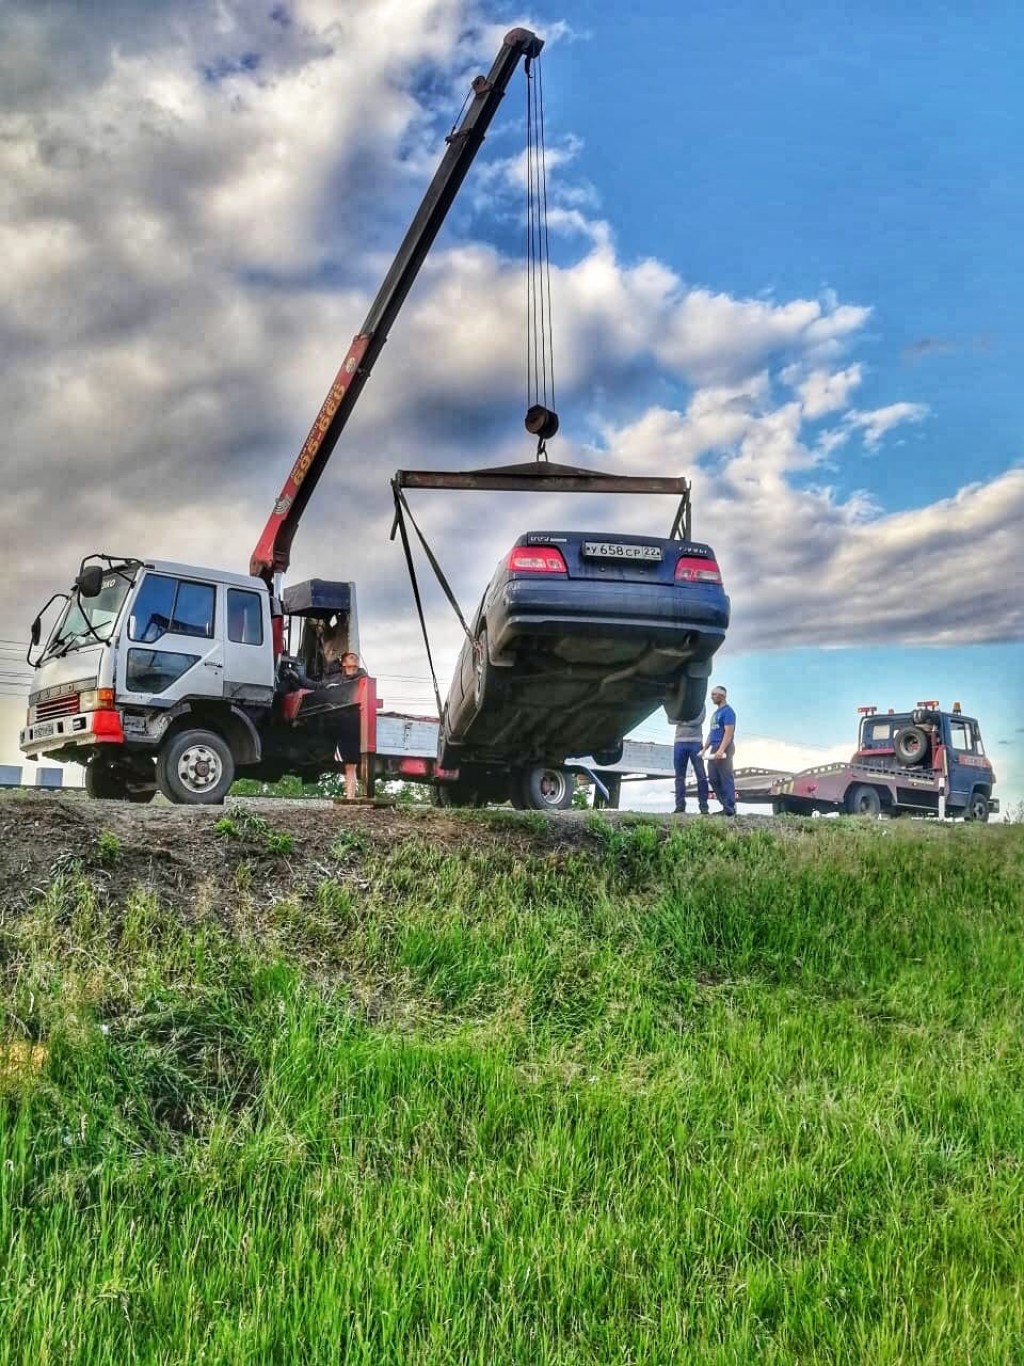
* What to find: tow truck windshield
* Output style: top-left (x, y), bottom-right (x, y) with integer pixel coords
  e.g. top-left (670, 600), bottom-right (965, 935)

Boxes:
top-left (44, 566), bottom-right (136, 659)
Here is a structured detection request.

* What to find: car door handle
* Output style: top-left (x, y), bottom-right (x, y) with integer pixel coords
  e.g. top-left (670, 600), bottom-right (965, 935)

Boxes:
top-left (203, 661), bottom-right (223, 670)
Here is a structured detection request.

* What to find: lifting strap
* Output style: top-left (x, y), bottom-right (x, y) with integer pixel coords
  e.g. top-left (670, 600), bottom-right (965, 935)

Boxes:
top-left (390, 483), bottom-right (475, 719)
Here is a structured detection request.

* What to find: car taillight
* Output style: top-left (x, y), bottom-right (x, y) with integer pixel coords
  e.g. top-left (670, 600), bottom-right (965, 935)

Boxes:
top-left (675, 556), bottom-right (723, 584)
top-left (507, 546), bottom-right (568, 574)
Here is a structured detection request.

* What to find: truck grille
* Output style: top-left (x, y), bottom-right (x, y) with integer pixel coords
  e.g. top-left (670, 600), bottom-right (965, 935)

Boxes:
top-left (34, 694), bottom-right (81, 723)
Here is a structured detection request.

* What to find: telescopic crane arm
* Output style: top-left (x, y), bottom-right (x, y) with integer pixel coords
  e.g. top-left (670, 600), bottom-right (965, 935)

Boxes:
top-left (250, 27), bottom-right (544, 585)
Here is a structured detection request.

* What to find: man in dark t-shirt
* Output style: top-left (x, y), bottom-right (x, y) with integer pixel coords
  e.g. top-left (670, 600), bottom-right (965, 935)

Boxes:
top-left (702, 684), bottom-right (736, 816)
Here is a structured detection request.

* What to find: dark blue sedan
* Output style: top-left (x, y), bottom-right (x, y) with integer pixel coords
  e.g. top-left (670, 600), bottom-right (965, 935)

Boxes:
top-left (439, 530), bottom-right (729, 785)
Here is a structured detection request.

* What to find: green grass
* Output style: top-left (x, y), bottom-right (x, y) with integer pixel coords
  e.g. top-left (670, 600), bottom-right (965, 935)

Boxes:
top-left (1, 819), bottom-right (1023, 1362)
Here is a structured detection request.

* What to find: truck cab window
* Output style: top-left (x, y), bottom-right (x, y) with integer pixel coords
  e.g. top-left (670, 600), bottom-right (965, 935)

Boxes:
top-left (130, 575), bottom-right (215, 643)
top-left (948, 719), bottom-right (972, 752)
top-left (227, 589), bottom-right (263, 645)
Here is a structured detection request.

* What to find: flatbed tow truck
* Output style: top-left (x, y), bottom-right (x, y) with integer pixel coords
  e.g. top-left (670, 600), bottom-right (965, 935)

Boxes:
top-left (732, 702), bottom-right (998, 821)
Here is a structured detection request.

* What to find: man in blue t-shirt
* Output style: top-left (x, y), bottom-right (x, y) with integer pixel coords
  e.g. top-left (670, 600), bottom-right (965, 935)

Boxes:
top-left (702, 684), bottom-right (736, 816)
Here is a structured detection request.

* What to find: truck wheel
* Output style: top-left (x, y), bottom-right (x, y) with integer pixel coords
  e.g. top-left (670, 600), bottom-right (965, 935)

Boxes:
top-left (435, 781), bottom-right (485, 809)
top-left (157, 728), bottom-right (234, 805)
top-left (85, 758), bottom-right (130, 800)
top-left (519, 765), bottom-right (574, 811)
top-left (964, 791), bottom-right (990, 823)
top-left (846, 784), bottom-right (882, 817)
top-left (894, 726), bottom-right (930, 767)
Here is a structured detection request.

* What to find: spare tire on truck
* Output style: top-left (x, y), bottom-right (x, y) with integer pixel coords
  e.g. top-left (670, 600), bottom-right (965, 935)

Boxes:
top-left (894, 725), bottom-right (930, 767)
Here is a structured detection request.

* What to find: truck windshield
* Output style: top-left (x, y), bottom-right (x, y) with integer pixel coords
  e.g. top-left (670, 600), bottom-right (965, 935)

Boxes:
top-left (45, 566), bottom-right (136, 658)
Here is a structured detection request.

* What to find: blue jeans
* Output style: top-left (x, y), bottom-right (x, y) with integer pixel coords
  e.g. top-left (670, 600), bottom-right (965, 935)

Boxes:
top-left (707, 753), bottom-right (736, 815)
top-left (674, 742), bottom-right (709, 812)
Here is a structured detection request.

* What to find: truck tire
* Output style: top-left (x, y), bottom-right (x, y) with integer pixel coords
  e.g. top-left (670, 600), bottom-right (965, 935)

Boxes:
top-left (85, 756), bottom-right (156, 803)
top-left (894, 726), bottom-right (930, 767)
top-left (519, 765), bottom-right (574, 811)
top-left (157, 728), bottom-right (235, 805)
top-left (846, 784), bottom-right (882, 817)
top-left (85, 758), bottom-right (129, 800)
top-left (964, 791), bottom-right (990, 823)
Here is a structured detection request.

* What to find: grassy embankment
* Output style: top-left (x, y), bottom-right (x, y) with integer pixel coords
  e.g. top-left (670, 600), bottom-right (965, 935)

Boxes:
top-left (1, 814), bottom-right (1023, 1363)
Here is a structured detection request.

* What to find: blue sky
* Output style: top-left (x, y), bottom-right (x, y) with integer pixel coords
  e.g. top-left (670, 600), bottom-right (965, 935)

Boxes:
top-left (0, 0), bottom-right (1020, 808)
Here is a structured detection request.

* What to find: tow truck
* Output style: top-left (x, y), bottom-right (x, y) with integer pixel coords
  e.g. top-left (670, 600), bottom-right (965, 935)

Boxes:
top-left (756, 702), bottom-right (998, 821)
top-left (18, 30), bottom-right (552, 805)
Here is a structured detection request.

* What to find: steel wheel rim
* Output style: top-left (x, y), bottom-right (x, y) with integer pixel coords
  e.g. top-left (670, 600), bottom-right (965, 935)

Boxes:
top-left (177, 744), bottom-right (223, 793)
top-left (538, 769), bottom-right (568, 804)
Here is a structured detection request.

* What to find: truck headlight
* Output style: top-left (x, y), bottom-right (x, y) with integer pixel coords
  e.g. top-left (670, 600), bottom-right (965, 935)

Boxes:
top-left (79, 688), bottom-right (116, 712)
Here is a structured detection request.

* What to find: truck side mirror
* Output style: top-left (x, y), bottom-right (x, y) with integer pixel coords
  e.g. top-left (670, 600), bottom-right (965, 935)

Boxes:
top-left (75, 565), bottom-right (105, 598)
top-left (30, 616), bottom-right (41, 647)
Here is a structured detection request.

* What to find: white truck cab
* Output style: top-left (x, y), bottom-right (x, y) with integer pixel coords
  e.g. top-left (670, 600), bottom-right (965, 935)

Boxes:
top-left (22, 555), bottom-right (275, 802)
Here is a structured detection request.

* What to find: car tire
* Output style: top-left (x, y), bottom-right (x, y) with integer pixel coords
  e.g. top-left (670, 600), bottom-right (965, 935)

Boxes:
top-left (894, 726), bottom-right (930, 767)
top-left (472, 626), bottom-right (490, 711)
top-left (664, 674), bottom-right (708, 725)
top-left (157, 728), bottom-right (235, 805)
top-left (846, 784), bottom-right (882, 817)
top-left (592, 742), bottom-right (624, 767)
top-left (964, 790), bottom-right (990, 823)
top-left (520, 765), bottom-right (574, 811)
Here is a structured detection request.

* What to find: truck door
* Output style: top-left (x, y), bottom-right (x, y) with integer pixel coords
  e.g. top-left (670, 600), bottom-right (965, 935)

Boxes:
top-left (944, 716), bottom-right (977, 805)
top-left (222, 585), bottom-right (275, 702)
top-left (116, 571), bottom-right (224, 705)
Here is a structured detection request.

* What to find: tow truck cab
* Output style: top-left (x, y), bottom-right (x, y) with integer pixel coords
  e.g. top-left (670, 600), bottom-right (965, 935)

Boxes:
top-left (850, 702), bottom-right (997, 818)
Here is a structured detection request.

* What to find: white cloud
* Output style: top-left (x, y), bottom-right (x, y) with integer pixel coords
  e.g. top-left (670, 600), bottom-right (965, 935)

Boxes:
top-left (788, 363), bottom-right (863, 419)
top-left (845, 402), bottom-right (929, 449)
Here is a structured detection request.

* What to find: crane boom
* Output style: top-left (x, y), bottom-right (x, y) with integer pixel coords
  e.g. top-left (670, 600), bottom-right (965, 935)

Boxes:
top-left (250, 27), bottom-right (544, 584)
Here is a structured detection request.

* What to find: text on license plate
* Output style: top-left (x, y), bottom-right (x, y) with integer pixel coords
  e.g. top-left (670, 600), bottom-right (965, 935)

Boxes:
top-left (33, 721), bottom-right (57, 739)
top-left (583, 542), bottom-right (662, 562)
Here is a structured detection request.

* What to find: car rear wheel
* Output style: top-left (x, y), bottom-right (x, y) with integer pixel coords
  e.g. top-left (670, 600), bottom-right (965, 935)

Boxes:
top-left (518, 765), bottom-right (574, 811)
top-left (846, 784), bottom-right (882, 817)
top-left (964, 791), bottom-right (990, 823)
top-left (664, 674), bottom-right (708, 725)
top-left (894, 726), bottom-right (930, 767)
top-left (592, 742), bottom-right (623, 767)
top-left (157, 728), bottom-right (234, 805)
top-left (473, 626), bottom-right (490, 711)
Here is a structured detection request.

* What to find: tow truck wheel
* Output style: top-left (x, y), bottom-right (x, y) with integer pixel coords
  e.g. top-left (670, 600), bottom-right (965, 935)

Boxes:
top-left (519, 765), bottom-right (574, 812)
top-left (157, 728), bottom-right (235, 805)
top-left (846, 784), bottom-right (882, 817)
top-left (965, 791), bottom-right (990, 823)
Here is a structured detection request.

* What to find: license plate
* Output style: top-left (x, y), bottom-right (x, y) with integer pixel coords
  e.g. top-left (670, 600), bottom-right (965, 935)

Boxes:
top-left (583, 542), bottom-right (662, 562)
top-left (33, 721), bottom-right (57, 739)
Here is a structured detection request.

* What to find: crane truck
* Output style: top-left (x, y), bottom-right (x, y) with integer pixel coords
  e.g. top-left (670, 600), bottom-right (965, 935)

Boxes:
top-left (19, 30), bottom-right (547, 805)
